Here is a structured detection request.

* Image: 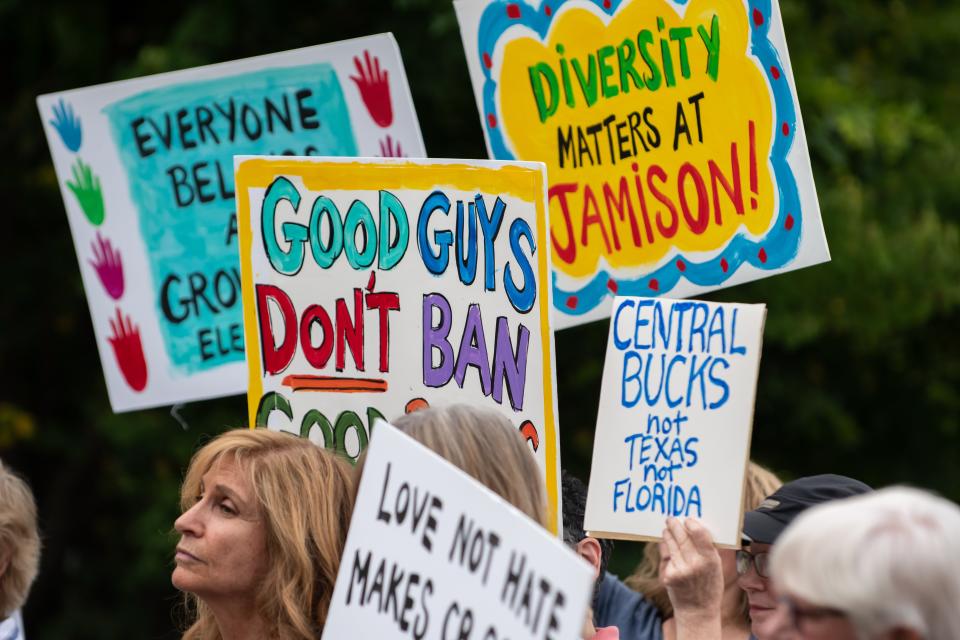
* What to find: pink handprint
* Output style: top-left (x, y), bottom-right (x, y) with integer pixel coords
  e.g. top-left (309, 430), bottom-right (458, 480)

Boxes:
top-left (89, 233), bottom-right (124, 300)
top-left (351, 51), bottom-right (394, 128)
top-left (378, 135), bottom-right (405, 158)
top-left (107, 308), bottom-right (148, 392)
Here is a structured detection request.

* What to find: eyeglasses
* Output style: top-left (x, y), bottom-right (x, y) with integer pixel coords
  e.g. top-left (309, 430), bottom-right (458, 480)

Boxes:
top-left (735, 549), bottom-right (771, 578)
top-left (780, 595), bottom-right (846, 631)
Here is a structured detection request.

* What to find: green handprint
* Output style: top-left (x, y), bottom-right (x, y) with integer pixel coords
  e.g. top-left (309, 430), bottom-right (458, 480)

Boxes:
top-left (67, 158), bottom-right (105, 226)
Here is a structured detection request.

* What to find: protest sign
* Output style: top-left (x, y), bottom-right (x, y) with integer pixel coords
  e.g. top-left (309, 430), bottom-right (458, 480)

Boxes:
top-left (455, 0), bottom-right (829, 327)
top-left (235, 156), bottom-right (563, 528)
top-left (323, 420), bottom-right (592, 640)
top-left (37, 35), bottom-right (424, 411)
top-left (584, 296), bottom-right (765, 546)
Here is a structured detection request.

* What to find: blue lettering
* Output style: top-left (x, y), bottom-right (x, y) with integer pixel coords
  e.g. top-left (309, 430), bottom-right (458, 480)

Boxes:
top-left (418, 190), bottom-right (453, 275)
top-left (504, 218), bottom-right (536, 313)
top-left (613, 299), bottom-right (636, 350)
top-left (262, 176), bottom-right (305, 275)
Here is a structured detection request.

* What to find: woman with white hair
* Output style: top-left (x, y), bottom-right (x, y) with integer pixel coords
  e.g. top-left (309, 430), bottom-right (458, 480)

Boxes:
top-left (768, 486), bottom-right (960, 640)
top-left (0, 460), bottom-right (40, 639)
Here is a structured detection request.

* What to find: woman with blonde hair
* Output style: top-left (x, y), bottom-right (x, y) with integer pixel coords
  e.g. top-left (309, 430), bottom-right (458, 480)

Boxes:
top-left (173, 428), bottom-right (354, 640)
top-left (595, 461), bottom-right (783, 640)
top-left (390, 404), bottom-right (547, 525)
top-left (0, 460), bottom-right (40, 638)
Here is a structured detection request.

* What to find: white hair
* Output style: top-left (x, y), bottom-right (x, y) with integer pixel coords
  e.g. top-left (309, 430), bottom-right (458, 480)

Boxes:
top-left (771, 486), bottom-right (960, 640)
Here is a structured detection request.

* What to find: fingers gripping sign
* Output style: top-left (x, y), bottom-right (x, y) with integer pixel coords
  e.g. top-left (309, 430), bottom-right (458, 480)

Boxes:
top-left (661, 517), bottom-right (723, 640)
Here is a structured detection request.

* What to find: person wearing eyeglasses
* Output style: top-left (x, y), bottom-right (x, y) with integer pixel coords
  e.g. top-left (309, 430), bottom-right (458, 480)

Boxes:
top-left (735, 475), bottom-right (871, 640)
top-left (766, 486), bottom-right (960, 640)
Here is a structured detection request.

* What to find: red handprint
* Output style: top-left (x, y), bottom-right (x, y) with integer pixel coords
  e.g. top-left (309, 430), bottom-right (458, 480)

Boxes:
top-left (378, 135), bottom-right (405, 158)
top-left (107, 308), bottom-right (148, 392)
top-left (351, 51), bottom-right (394, 128)
top-left (89, 233), bottom-right (125, 300)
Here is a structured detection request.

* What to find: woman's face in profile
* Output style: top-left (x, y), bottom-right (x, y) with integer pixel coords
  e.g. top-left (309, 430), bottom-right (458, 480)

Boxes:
top-left (173, 456), bottom-right (268, 604)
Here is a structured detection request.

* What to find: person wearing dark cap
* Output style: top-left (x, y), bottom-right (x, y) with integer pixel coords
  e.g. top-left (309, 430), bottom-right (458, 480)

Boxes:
top-left (736, 474), bottom-right (872, 639)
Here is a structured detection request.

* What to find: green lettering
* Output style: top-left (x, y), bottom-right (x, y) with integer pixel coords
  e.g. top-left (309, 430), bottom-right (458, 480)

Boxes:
top-left (697, 15), bottom-right (721, 81)
top-left (572, 54), bottom-right (599, 107)
top-left (637, 31), bottom-right (662, 91)
top-left (598, 45), bottom-right (618, 99)
top-left (669, 27), bottom-right (693, 79)
top-left (528, 62), bottom-right (560, 123)
top-left (618, 38), bottom-right (643, 92)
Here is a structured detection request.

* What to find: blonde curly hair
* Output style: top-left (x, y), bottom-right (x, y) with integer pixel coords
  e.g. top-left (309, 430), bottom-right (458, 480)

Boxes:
top-left (177, 429), bottom-right (354, 639)
top-left (0, 459), bottom-right (40, 617)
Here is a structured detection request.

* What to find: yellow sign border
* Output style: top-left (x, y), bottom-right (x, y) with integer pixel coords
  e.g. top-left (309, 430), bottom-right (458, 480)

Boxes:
top-left (235, 158), bottom-right (560, 532)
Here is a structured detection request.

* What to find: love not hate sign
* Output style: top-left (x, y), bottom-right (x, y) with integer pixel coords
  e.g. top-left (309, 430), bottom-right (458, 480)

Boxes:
top-left (37, 35), bottom-right (424, 411)
top-left (235, 157), bottom-right (563, 529)
top-left (584, 296), bottom-right (765, 547)
top-left (455, 0), bottom-right (829, 327)
top-left (323, 421), bottom-right (593, 640)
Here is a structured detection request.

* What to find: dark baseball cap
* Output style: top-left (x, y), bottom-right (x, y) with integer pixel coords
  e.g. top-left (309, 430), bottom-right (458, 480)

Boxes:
top-left (742, 474), bottom-right (872, 545)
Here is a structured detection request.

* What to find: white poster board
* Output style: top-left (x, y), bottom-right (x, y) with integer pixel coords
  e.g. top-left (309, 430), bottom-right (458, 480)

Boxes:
top-left (455, 0), bottom-right (829, 328)
top-left (584, 296), bottom-right (765, 547)
top-left (37, 34), bottom-right (425, 412)
top-left (235, 156), bottom-right (563, 530)
top-left (323, 420), bottom-right (592, 640)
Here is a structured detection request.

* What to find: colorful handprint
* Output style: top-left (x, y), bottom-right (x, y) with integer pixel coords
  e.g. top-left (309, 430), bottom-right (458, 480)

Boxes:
top-left (350, 51), bottom-right (394, 128)
top-left (89, 233), bottom-right (124, 300)
top-left (108, 309), bottom-right (148, 392)
top-left (378, 135), bottom-right (405, 158)
top-left (66, 158), bottom-right (105, 226)
top-left (49, 98), bottom-right (82, 152)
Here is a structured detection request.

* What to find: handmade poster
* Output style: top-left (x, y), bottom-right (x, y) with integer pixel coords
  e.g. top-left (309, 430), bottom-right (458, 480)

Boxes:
top-left (235, 156), bottom-right (563, 528)
top-left (584, 296), bottom-right (765, 546)
top-left (323, 420), bottom-right (592, 640)
top-left (455, 0), bottom-right (829, 327)
top-left (37, 35), bottom-right (425, 411)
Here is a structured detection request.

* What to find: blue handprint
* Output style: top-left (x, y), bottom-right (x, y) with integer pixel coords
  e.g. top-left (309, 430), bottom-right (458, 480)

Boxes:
top-left (50, 99), bottom-right (82, 152)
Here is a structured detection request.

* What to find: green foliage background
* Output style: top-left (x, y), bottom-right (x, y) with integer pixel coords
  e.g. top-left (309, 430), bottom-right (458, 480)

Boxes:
top-left (2, 0), bottom-right (958, 636)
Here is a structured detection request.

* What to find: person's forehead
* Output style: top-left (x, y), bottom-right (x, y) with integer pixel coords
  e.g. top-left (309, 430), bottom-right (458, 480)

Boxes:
top-left (202, 456), bottom-right (251, 495)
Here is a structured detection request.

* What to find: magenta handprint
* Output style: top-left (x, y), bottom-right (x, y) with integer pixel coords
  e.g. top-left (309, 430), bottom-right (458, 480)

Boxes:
top-left (89, 233), bottom-right (124, 300)
top-left (351, 51), bottom-right (394, 128)
top-left (108, 309), bottom-right (148, 392)
top-left (378, 135), bottom-right (405, 158)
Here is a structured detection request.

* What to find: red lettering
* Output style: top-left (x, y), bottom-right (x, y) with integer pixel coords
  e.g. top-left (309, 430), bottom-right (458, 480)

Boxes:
top-left (256, 284), bottom-right (297, 375)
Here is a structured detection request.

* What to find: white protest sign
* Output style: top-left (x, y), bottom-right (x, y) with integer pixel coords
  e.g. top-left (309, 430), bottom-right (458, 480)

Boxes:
top-left (235, 156), bottom-right (563, 530)
top-left (323, 420), bottom-right (593, 640)
top-left (584, 296), bottom-right (765, 547)
top-left (37, 34), bottom-right (425, 412)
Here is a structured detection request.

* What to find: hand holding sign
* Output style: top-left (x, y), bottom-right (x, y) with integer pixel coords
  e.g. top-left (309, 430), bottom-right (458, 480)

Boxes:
top-left (662, 518), bottom-right (723, 609)
top-left (662, 517), bottom-right (723, 639)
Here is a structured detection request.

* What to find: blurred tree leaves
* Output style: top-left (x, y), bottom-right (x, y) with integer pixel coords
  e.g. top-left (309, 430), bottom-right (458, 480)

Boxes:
top-left (2, 0), bottom-right (958, 636)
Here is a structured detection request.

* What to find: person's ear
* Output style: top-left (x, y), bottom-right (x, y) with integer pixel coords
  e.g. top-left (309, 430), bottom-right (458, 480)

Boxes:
top-left (575, 537), bottom-right (602, 580)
